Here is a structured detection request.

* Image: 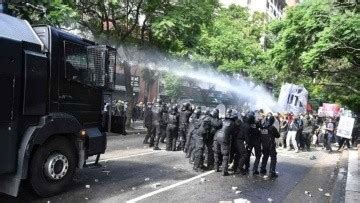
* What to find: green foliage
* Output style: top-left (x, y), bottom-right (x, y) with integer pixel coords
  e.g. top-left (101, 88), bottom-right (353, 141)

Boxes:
top-left (163, 74), bottom-right (183, 100)
top-left (195, 5), bottom-right (268, 80)
top-left (268, 0), bottom-right (360, 112)
top-left (8, 0), bottom-right (76, 26)
top-left (151, 0), bottom-right (219, 55)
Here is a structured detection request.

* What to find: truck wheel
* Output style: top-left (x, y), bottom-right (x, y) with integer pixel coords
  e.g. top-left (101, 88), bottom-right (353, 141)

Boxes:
top-left (29, 137), bottom-right (76, 197)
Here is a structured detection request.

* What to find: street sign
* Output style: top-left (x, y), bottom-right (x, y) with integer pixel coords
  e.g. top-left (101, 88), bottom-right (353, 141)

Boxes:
top-left (337, 116), bottom-right (355, 139)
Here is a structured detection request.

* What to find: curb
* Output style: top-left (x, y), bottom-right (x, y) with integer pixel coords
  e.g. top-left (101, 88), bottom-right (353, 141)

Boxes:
top-left (345, 144), bottom-right (360, 202)
top-left (107, 130), bottom-right (147, 136)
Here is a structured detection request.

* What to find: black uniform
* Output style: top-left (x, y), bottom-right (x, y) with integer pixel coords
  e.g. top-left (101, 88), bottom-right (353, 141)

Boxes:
top-left (244, 113), bottom-right (262, 174)
top-left (150, 103), bottom-right (165, 150)
top-left (178, 105), bottom-right (192, 151)
top-left (302, 115), bottom-right (313, 151)
top-left (185, 109), bottom-right (202, 159)
top-left (231, 118), bottom-right (250, 174)
top-left (166, 107), bottom-right (180, 151)
top-left (260, 114), bottom-right (280, 177)
top-left (206, 112), bottom-right (222, 169)
top-left (143, 105), bottom-right (153, 144)
top-left (214, 116), bottom-right (234, 176)
top-left (193, 116), bottom-right (212, 172)
top-left (160, 104), bottom-right (169, 143)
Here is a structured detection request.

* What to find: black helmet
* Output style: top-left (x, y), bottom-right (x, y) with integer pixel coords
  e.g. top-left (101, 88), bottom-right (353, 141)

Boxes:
top-left (185, 102), bottom-right (191, 109)
top-left (246, 111), bottom-right (256, 124)
top-left (194, 108), bottom-right (202, 116)
top-left (204, 108), bottom-right (211, 116)
top-left (231, 111), bottom-right (238, 120)
top-left (263, 113), bottom-right (275, 128)
top-left (172, 105), bottom-right (178, 112)
top-left (225, 109), bottom-right (233, 119)
top-left (211, 109), bottom-right (219, 118)
top-left (202, 117), bottom-right (212, 130)
top-left (157, 98), bottom-right (163, 105)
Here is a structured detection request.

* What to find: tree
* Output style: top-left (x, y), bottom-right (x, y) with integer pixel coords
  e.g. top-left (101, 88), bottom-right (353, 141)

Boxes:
top-left (8, 0), bottom-right (76, 27)
top-left (194, 5), bottom-right (267, 79)
top-left (268, 0), bottom-right (360, 112)
top-left (163, 74), bottom-right (183, 101)
top-left (141, 68), bottom-right (156, 103)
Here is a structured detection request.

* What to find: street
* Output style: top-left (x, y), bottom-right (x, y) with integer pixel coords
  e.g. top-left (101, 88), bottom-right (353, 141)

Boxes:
top-left (0, 133), bottom-right (351, 203)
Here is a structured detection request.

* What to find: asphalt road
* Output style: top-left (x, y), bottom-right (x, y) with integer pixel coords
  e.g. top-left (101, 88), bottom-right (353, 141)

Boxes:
top-left (0, 133), bottom-right (350, 203)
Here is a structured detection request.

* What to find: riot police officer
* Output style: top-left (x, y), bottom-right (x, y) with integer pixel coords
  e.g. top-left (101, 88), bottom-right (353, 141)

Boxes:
top-left (166, 106), bottom-right (180, 151)
top-left (143, 102), bottom-right (153, 144)
top-left (244, 111), bottom-right (262, 175)
top-left (185, 107), bottom-right (202, 158)
top-left (177, 103), bottom-right (192, 151)
top-left (193, 116), bottom-right (212, 172)
top-left (231, 112), bottom-right (250, 175)
top-left (259, 113), bottom-right (280, 178)
top-left (206, 109), bottom-right (222, 169)
top-left (213, 110), bottom-right (235, 176)
top-left (160, 103), bottom-right (169, 143)
top-left (150, 99), bottom-right (166, 150)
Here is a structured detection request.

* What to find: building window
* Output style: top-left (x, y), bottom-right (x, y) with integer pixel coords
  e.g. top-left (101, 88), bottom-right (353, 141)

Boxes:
top-left (131, 76), bottom-right (140, 87)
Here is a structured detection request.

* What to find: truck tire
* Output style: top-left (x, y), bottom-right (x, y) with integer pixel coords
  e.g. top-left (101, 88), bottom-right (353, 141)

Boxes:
top-left (29, 137), bottom-right (76, 197)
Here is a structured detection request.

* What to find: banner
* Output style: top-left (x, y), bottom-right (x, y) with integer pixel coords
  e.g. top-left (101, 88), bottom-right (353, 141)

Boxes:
top-left (337, 116), bottom-right (355, 139)
top-left (278, 83), bottom-right (308, 115)
top-left (322, 103), bottom-right (341, 117)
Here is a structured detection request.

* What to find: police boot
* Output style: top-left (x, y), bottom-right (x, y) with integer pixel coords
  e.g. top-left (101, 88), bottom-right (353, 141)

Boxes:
top-left (222, 157), bottom-right (229, 176)
top-left (253, 170), bottom-right (260, 175)
top-left (193, 166), bottom-right (204, 172)
top-left (222, 170), bottom-right (229, 176)
top-left (260, 168), bottom-right (267, 175)
top-left (270, 172), bottom-right (278, 178)
top-left (153, 146), bottom-right (161, 150)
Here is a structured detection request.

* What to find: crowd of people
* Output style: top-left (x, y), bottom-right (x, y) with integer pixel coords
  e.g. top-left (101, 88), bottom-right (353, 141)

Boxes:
top-left (141, 99), bottom-right (358, 178)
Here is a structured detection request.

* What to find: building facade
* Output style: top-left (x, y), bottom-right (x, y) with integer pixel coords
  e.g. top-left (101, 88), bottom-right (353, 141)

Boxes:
top-left (220, 0), bottom-right (301, 19)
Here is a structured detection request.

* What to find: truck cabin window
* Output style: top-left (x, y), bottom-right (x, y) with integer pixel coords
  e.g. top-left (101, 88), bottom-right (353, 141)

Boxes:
top-left (64, 41), bottom-right (89, 84)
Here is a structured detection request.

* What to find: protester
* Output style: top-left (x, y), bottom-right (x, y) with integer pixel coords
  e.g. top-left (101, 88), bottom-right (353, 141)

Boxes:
top-left (325, 117), bottom-right (335, 153)
top-left (287, 113), bottom-right (300, 153)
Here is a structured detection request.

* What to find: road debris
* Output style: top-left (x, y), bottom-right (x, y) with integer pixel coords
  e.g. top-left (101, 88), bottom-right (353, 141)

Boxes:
top-left (235, 191), bottom-right (242, 194)
top-left (305, 191), bottom-right (310, 195)
top-left (152, 183), bottom-right (161, 188)
top-left (102, 170), bottom-right (111, 175)
top-left (132, 187), bottom-right (136, 191)
top-left (232, 186), bottom-right (238, 191)
top-left (318, 188), bottom-right (323, 192)
top-left (85, 185), bottom-right (90, 189)
top-left (324, 193), bottom-right (331, 197)
top-left (310, 155), bottom-right (317, 160)
top-left (94, 179), bottom-right (99, 183)
top-left (84, 197), bottom-right (88, 200)
top-left (145, 177), bottom-right (150, 181)
top-left (200, 178), bottom-right (206, 182)
top-left (267, 198), bottom-right (273, 202)
top-left (233, 198), bottom-right (251, 203)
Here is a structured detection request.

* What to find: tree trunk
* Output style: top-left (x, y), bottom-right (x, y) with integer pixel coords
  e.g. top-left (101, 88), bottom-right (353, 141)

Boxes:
top-left (123, 62), bottom-right (134, 129)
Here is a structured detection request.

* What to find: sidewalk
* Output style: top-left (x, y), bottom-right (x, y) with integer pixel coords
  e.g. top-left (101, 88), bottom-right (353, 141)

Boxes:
top-left (345, 144), bottom-right (360, 202)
